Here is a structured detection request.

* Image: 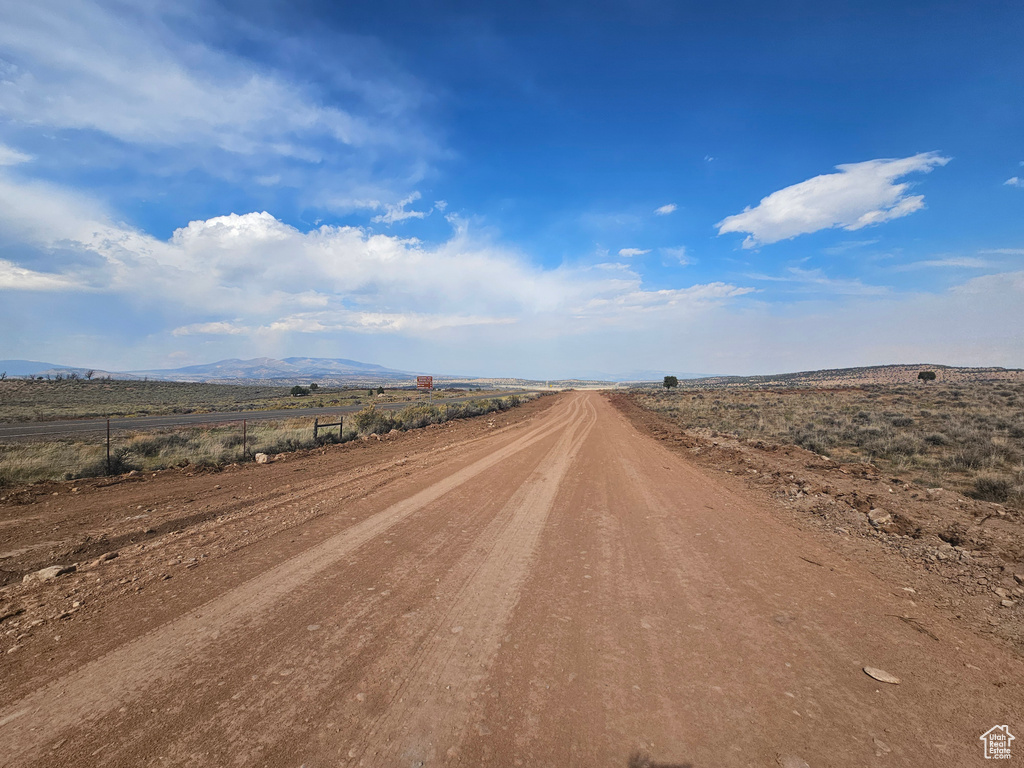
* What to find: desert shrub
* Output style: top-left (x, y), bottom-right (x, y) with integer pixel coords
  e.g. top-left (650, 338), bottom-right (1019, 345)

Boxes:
top-left (890, 415), bottom-right (914, 428)
top-left (923, 432), bottom-right (949, 446)
top-left (972, 475), bottom-right (1012, 502)
top-left (353, 406), bottom-right (396, 435)
top-left (77, 447), bottom-right (140, 478)
top-left (791, 429), bottom-right (833, 455)
top-left (395, 404), bottom-right (442, 430)
top-left (130, 432), bottom-right (192, 457)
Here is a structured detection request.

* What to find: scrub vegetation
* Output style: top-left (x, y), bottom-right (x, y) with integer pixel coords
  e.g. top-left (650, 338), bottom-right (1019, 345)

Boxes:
top-left (629, 381), bottom-right (1024, 509)
top-left (0, 378), bottom-right (474, 423)
top-left (0, 395), bottom-right (531, 487)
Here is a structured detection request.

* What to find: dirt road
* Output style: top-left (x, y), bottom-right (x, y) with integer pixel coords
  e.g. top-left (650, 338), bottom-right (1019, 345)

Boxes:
top-left (1, 391), bottom-right (1021, 766)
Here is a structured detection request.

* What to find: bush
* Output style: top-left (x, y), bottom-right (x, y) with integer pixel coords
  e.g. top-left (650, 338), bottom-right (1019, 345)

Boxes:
top-left (353, 406), bottom-right (396, 435)
top-left (290, 385), bottom-right (309, 397)
top-left (972, 475), bottom-right (1012, 502)
top-left (77, 447), bottom-right (140, 478)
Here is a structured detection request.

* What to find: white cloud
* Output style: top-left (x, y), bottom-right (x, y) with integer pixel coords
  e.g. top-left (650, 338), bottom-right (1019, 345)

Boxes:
top-left (618, 248), bottom-right (650, 258)
top-left (0, 173), bottom-right (752, 349)
top-left (371, 192), bottom-right (429, 224)
top-left (717, 152), bottom-right (950, 248)
top-left (434, 200), bottom-right (448, 212)
top-left (0, 259), bottom-right (80, 290)
top-left (0, 143), bottom-right (32, 166)
top-left (1005, 177), bottom-right (1023, 188)
top-left (747, 266), bottom-right (889, 295)
top-left (821, 239), bottom-right (880, 255)
top-left (654, 203), bottom-right (677, 216)
top-left (0, 0), bottom-right (436, 199)
top-left (172, 321), bottom-right (248, 337)
top-left (892, 257), bottom-right (994, 271)
top-left (661, 246), bottom-right (692, 265)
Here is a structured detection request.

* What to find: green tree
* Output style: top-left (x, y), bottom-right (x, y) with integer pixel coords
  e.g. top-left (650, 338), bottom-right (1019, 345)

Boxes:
top-left (663, 375), bottom-right (679, 389)
top-left (309, 382), bottom-right (318, 391)
top-left (377, 386), bottom-right (385, 395)
top-left (917, 370), bottom-right (937, 383)
top-left (290, 385), bottom-right (309, 397)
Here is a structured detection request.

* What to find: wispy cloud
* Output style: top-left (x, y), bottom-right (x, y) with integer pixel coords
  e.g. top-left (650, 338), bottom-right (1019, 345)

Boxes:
top-left (371, 192), bottom-right (429, 224)
top-left (1005, 177), bottom-right (1023, 188)
top-left (821, 239), bottom-right (880, 255)
top-left (717, 152), bottom-right (950, 248)
top-left (0, 144), bottom-right (32, 166)
top-left (661, 246), bottom-right (692, 266)
top-left (0, 259), bottom-right (81, 291)
top-left (618, 248), bottom-right (650, 258)
top-left (172, 321), bottom-right (248, 337)
top-left (654, 203), bottom-right (677, 216)
top-left (892, 257), bottom-right (995, 271)
top-left (747, 266), bottom-right (889, 295)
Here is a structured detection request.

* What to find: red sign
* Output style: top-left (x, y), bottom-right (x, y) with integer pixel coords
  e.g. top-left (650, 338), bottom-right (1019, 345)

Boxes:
top-left (416, 375), bottom-right (433, 389)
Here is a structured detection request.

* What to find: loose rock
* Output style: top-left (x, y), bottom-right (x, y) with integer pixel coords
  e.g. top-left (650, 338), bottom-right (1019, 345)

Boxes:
top-left (23, 565), bottom-right (76, 584)
top-left (255, 453), bottom-right (269, 464)
top-left (863, 666), bottom-right (900, 684)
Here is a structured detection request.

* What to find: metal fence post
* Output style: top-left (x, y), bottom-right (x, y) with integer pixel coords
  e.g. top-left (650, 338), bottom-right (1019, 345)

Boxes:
top-left (242, 419), bottom-right (247, 461)
top-left (106, 419), bottom-right (111, 474)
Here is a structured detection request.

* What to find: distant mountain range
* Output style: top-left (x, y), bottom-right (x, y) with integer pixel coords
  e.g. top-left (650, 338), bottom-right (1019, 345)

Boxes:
top-left (0, 357), bottom-right (417, 384)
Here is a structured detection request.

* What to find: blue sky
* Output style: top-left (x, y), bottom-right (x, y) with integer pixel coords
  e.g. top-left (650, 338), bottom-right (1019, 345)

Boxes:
top-left (0, 0), bottom-right (1022, 378)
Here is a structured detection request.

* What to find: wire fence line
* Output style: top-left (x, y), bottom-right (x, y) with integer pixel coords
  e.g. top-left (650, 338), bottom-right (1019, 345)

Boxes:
top-left (0, 393), bottom-right (538, 487)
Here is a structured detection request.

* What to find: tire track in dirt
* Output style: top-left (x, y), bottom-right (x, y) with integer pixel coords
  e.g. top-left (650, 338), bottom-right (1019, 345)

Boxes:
top-left (0, 396), bottom-right (585, 766)
top-left (347, 395), bottom-right (597, 766)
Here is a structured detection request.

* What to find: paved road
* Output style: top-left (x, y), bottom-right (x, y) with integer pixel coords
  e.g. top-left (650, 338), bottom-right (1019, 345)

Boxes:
top-left (0, 390), bottom-right (538, 440)
top-left (1, 391), bottom-right (1020, 766)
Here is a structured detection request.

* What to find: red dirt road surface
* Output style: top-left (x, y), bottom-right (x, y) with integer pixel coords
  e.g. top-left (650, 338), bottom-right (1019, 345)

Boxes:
top-left (1, 392), bottom-right (1021, 766)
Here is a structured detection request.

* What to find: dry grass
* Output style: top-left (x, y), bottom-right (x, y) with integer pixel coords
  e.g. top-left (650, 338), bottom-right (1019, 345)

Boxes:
top-left (630, 381), bottom-right (1024, 508)
top-left (0, 395), bottom-right (533, 487)
top-left (0, 378), bottom-right (479, 423)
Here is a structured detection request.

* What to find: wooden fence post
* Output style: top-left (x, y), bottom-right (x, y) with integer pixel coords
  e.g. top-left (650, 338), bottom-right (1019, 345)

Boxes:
top-left (242, 419), bottom-right (247, 460)
top-left (313, 417), bottom-right (319, 440)
top-left (339, 417), bottom-right (343, 440)
top-left (106, 419), bottom-right (111, 474)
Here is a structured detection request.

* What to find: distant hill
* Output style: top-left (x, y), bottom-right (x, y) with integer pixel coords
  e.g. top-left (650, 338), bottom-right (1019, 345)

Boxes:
top-left (126, 357), bottom-right (415, 384)
top-left (665, 364), bottom-right (1024, 389)
top-left (0, 360), bottom-right (85, 377)
top-left (0, 356), bottom-right (417, 385)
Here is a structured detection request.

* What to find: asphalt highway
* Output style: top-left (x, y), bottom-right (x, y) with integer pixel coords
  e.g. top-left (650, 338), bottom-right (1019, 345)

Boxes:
top-left (0, 390), bottom-right (538, 440)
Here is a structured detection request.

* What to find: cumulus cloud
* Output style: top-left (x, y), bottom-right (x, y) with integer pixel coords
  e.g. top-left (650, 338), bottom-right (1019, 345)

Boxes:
top-left (1005, 177), bottom-right (1023, 188)
top-left (618, 248), bottom-right (650, 258)
top-left (0, 174), bottom-right (752, 349)
top-left (717, 152), bottom-right (950, 248)
top-left (654, 204), bottom-right (677, 216)
top-left (371, 192), bottom-right (429, 225)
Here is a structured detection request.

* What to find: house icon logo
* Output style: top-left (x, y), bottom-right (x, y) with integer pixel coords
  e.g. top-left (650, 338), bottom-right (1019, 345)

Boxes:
top-left (980, 725), bottom-right (1015, 759)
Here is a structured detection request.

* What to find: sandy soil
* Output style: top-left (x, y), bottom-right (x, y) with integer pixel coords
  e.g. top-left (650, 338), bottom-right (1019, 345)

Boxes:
top-left (1, 391), bottom-right (1022, 767)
